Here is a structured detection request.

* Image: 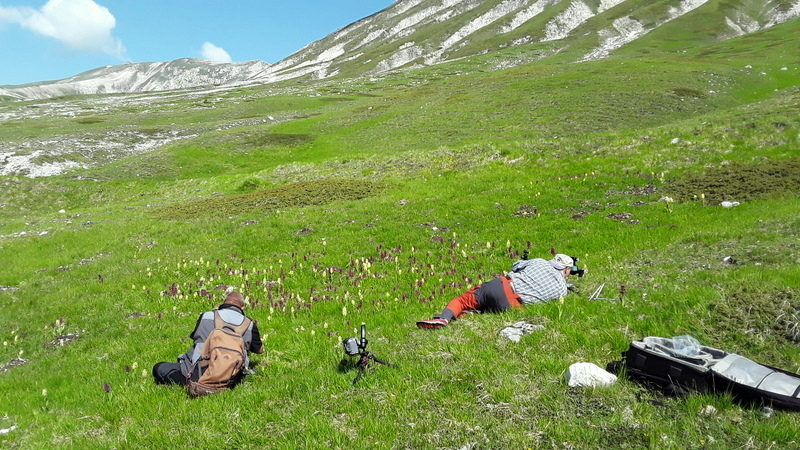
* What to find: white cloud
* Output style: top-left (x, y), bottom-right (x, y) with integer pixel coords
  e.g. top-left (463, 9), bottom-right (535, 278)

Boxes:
top-left (201, 42), bottom-right (232, 63)
top-left (0, 0), bottom-right (125, 57)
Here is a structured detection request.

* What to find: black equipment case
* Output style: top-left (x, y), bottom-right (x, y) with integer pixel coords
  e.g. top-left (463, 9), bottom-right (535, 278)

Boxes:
top-left (610, 336), bottom-right (800, 410)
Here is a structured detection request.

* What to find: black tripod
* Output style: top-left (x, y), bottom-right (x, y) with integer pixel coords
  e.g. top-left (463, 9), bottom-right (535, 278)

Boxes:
top-left (352, 349), bottom-right (393, 385)
top-left (342, 324), bottom-right (394, 385)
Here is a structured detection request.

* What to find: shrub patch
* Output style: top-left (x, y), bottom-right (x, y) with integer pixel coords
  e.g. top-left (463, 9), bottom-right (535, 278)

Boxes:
top-left (245, 132), bottom-right (314, 148)
top-left (708, 287), bottom-right (800, 347)
top-left (666, 158), bottom-right (800, 202)
top-left (155, 179), bottom-right (385, 219)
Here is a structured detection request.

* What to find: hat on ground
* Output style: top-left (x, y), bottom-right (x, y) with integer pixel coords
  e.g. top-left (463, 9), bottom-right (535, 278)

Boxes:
top-left (223, 292), bottom-right (245, 309)
top-left (549, 254), bottom-right (574, 270)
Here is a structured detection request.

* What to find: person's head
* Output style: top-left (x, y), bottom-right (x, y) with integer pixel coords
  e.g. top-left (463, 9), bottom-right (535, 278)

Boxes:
top-left (222, 291), bottom-right (245, 309)
top-left (549, 254), bottom-right (574, 279)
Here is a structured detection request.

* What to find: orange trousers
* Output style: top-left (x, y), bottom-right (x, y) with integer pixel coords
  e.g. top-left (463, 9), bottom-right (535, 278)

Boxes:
top-left (435, 276), bottom-right (522, 322)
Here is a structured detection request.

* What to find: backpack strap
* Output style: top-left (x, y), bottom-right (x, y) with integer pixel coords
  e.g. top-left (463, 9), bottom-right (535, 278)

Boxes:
top-left (213, 310), bottom-right (252, 336)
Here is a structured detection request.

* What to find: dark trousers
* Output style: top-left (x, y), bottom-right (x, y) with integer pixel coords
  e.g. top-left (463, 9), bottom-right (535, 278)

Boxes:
top-left (434, 276), bottom-right (522, 321)
top-left (152, 362), bottom-right (187, 385)
top-left (153, 361), bottom-right (244, 387)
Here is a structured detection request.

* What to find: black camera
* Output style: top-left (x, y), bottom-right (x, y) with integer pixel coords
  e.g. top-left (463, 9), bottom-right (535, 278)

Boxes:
top-left (522, 250), bottom-right (586, 277)
top-left (569, 256), bottom-right (586, 277)
top-left (342, 324), bottom-right (368, 357)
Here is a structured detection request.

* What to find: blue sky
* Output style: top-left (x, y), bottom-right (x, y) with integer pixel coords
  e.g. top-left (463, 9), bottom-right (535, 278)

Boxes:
top-left (0, 0), bottom-right (394, 85)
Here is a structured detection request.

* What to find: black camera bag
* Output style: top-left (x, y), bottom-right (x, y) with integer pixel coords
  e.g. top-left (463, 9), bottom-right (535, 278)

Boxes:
top-left (609, 336), bottom-right (800, 410)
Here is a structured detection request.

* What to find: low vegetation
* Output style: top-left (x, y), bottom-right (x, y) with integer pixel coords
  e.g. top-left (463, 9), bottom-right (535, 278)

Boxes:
top-left (1, 20), bottom-right (799, 449)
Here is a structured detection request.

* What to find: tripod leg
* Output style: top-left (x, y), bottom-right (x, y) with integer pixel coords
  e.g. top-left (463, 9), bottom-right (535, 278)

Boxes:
top-left (370, 355), bottom-right (393, 367)
top-left (352, 362), bottom-right (366, 385)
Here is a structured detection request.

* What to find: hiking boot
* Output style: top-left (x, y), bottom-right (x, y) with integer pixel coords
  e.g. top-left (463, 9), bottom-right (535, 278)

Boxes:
top-left (416, 318), bottom-right (448, 330)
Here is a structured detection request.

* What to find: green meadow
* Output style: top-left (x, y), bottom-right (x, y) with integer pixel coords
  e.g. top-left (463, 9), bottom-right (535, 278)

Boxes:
top-left (1, 20), bottom-right (800, 449)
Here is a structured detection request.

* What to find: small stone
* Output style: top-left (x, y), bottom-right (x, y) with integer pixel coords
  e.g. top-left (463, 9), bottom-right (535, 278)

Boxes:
top-left (499, 322), bottom-right (545, 342)
top-left (565, 362), bottom-right (617, 387)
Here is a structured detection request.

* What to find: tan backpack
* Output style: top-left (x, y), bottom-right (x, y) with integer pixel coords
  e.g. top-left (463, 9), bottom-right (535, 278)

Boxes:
top-left (186, 311), bottom-right (252, 397)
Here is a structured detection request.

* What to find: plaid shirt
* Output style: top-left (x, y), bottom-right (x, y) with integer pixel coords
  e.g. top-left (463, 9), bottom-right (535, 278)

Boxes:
top-left (506, 258), bottom-right (567, 304)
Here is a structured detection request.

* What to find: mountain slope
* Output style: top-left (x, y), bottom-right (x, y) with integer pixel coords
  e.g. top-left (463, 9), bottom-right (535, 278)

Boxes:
top-left (0, 0), bottom-right (798, 101)
top-left (269, 0), bottom-right (800, 79)
top-left (0, 59), bottom-right (271, 101)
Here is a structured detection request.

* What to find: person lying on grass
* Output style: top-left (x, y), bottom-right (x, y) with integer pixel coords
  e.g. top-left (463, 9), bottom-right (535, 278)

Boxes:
top-left (152, 291), bottom-right (264, 387)
top-left (416, 253), bottom-right (576, 330)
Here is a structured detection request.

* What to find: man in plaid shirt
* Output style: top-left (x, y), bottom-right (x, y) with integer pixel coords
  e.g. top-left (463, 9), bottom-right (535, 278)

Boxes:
top-left (416, 253), bottom-right (575, 329)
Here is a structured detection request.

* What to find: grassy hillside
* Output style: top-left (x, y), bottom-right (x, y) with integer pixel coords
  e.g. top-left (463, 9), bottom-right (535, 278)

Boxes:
top-left (1, 21), bottom-right (800, 449)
